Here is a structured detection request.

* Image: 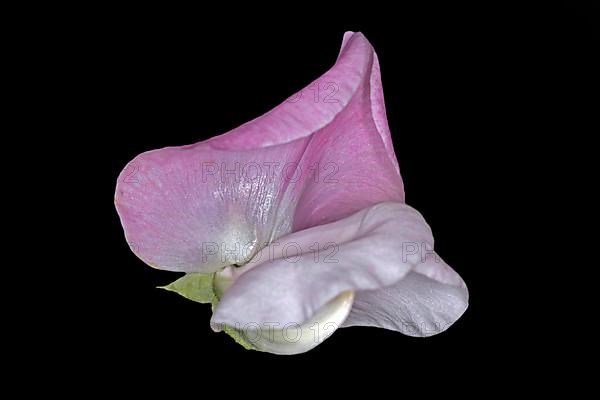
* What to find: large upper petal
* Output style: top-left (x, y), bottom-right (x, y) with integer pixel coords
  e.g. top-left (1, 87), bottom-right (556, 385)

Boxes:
top-left (115, 32), bottom-right (404, 272)
top-left (206, 31), bottom-right (399, 175)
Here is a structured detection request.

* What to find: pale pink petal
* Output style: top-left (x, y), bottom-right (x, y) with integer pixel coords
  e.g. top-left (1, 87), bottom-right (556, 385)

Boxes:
top-left (342, 265), bottom-right (468, 337)
top-left (211, 202), bottom-right (444, 328)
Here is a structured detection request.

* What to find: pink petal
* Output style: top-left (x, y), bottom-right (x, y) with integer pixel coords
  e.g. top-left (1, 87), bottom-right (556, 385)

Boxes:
top-left (115, 32), bottom-right (404, 272)
top-left (115, 142), bottom-right (308, 272)
top-left (206, 31), bottom-right (399, 174)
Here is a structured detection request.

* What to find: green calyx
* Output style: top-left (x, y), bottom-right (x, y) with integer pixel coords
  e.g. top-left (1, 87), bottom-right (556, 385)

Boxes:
top-left (158, 272), bottom-right (256, 351)
top-left (158, 272), bottom-right (216, 304)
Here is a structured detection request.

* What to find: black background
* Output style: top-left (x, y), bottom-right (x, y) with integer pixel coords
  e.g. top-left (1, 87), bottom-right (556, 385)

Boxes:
top-left (60, 2), bottom-right (597, 384)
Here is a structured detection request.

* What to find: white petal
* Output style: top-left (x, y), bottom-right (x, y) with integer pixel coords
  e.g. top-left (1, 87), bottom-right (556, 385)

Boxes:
top-left (212, 202), bottom-right (432, 328)
top-left (343, 269), bottom-right (468, 336)
top-left (227, 291), bottom-right (354, 355)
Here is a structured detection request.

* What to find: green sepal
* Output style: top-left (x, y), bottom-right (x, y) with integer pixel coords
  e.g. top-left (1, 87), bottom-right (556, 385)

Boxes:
top-left (158, 272), bottom-right (216, 304)
top-left (159, 273), bottom-right (257, 351)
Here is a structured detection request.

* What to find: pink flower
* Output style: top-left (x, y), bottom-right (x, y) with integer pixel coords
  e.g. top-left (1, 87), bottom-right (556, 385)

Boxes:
top-left (115, 32), bottom-right (468, 354)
